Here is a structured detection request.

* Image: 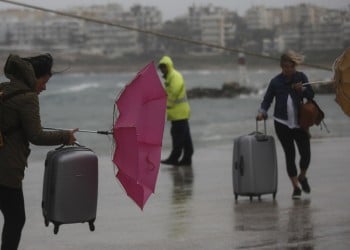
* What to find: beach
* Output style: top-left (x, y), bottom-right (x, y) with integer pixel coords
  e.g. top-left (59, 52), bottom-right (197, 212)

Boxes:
top-left (7, 136), bottom-right (350, 250)
top-left (1, 67), bottom-right (348, 249)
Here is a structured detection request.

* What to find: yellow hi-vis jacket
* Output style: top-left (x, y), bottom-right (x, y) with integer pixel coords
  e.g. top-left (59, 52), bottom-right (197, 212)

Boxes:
top-left (159, 56), bottom-right (191, 121)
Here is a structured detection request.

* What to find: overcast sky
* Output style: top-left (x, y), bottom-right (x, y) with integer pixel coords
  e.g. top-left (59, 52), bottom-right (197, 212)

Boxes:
top-left (0, 0), bottom-right (349, 20)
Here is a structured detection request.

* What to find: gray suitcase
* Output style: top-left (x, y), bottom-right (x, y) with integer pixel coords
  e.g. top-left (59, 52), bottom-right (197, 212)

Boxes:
top-left (42, 144), bottom-right (98, 234)
top-left (233, 121), bottom-right (277, 201)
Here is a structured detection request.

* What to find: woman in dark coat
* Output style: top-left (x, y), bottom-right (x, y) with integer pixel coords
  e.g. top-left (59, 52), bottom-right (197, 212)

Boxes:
top-left (0, 54), bottom-right (77, 249)
top-left (257, 51), bottom-right (314, 200)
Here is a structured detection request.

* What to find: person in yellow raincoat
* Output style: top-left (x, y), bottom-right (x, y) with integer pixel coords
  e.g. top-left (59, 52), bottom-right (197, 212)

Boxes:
top-left (158, 56), bottom-right (193, 166)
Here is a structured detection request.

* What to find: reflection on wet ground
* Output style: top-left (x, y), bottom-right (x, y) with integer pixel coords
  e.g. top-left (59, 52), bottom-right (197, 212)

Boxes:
top-left (15, 138), bottom-right (350, 249)
top-left (168, 166), bottom-right (194, 238)
top-left (157, 139), bottom-right (350, 250)
top-left (233, 199), bottom-right (315, 249)
top-left (286, 200), bottom-right (314, 249)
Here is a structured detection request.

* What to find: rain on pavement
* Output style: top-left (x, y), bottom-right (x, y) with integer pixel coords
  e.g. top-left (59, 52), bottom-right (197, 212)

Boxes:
top-left (8, 137), bottom-right (350, 249)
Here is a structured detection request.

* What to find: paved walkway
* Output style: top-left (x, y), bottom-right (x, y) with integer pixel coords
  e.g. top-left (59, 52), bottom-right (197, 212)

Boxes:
top-left (6, 137), bottom-right (350, 249)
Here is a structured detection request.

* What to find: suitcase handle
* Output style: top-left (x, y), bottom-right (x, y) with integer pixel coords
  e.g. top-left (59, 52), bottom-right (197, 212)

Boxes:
top-left (256, 120), bottom-right (267, 135)
top-left (54, 142), bottom-right (83, 150)
top-left (239, 156), bottom-right (244, 176)
top-left (255, 120), bottom-right (269, 141)
top-left (234, 156), bottom-right (244, 176)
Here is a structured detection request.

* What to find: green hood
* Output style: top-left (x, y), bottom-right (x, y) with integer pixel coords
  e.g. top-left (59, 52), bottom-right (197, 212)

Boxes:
top-left (159, 56), bottom-right (175, 72)
top-left (3, 54), bottom-right (37, 90)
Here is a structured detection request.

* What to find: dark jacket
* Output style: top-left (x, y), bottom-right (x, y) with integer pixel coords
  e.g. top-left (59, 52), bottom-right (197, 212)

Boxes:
top-left (0, 54), bottom-right (71, 188)
top-left (259, 71), bottom-right (314, 120)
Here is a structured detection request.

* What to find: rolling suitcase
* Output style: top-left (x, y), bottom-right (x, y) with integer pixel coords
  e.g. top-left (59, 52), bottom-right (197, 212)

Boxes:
top-left (42, 144), bottom-right (98, 234)
top-left (233, 120), bottom-right (277, 201)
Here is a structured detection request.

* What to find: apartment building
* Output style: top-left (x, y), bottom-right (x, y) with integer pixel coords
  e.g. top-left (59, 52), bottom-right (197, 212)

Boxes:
top-left (73, 4), bottom-right (140, 57)
top-left (188, 4), bottom-right (237, 54)
top-left (245, 6), bottom-right (271, 30)
top-left (130, 5), bottom-right (162, 54)
top-left (0, 3), bottom-right (348, 57)
top-left (0, 10), bottom-right (84, 52)
top-left (247, 4), bottom-right (348, 53)
top-left (302, 10), bottom-right (344, 51)
top-left (0, 4), bottom-right (141, 57)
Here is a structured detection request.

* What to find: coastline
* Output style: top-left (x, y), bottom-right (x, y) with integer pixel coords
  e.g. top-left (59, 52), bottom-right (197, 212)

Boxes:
top-left (0, 51), bottom-right (336, 74)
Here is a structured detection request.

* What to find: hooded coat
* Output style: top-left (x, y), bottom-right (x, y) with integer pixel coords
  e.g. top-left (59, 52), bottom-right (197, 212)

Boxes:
top-left (0, 54), bottom-right (71, 188)
top-left (158, 56), bottom-right (190, 121)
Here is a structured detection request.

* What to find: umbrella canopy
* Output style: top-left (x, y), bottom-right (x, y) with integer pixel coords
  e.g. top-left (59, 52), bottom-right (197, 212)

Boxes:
top-left (113, 62), bottom-right (167, 210)
top-left (333, 48), bottom-right (350, 116)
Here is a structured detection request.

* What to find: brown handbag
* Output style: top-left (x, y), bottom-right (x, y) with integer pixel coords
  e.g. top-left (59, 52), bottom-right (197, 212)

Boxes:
top-left (298, 99), bottom-right (325, 129)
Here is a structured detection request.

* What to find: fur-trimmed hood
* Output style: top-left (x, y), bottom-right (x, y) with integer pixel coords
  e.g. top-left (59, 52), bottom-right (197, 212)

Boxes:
top-left (3, 54), bottom-right (37, 90)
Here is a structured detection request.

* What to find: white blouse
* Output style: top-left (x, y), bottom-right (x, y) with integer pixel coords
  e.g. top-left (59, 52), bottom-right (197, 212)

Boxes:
top-left (274, 94), bottom-right (299, 129)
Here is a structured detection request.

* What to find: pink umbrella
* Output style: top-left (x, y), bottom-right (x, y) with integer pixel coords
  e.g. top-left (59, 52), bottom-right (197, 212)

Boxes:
top-left (113, 62), bottom-right (167, 210)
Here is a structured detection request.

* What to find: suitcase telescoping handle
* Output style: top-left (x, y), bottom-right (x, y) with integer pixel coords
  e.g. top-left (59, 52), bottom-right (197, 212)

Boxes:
top-left (255, 120), bottom-right (268, 141)
top-left (256, 119), bottom-right (267, 135)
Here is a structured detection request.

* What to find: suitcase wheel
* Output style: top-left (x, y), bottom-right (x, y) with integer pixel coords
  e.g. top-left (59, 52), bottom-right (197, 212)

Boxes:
top-left (44, 217), bottom-right (49, 227)
top-left (54, 224), bottom-right (59, 234)
top-left (89, 221), bottom-right (95, 232)
top-left (88, 219), bottom-right (96, 231)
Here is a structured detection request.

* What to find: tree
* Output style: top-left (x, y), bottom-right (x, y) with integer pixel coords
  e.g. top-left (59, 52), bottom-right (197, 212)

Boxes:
top-left (159, 19), bottom-right (192, 54)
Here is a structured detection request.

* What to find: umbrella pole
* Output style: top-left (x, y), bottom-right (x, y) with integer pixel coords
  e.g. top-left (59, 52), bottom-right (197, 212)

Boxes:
top-left (302, 80), bottom-right (334, 86)
top-left (44, 127), bottom-right (113, 135)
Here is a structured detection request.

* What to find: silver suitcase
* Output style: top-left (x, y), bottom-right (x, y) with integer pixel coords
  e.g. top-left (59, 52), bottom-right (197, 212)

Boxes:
top-left (42, 144), bottom-right (98, 234)
top-left (233, 121), bottom-right (278, 201)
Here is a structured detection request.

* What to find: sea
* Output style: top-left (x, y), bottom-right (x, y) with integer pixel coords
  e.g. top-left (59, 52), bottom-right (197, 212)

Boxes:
top-left (1, 66), bottom-right (348, 161)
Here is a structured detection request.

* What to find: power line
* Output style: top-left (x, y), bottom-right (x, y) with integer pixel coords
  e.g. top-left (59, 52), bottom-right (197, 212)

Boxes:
top-left (0, 0), bottom-right (333, 71)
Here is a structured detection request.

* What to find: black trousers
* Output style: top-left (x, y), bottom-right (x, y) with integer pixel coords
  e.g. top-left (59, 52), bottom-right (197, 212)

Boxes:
top-left (168, 119), bottom-right (194, 162)
top-left (0, 185), bottom-right (25, 250)
top-left (274, 121), bottom-right (311, 177)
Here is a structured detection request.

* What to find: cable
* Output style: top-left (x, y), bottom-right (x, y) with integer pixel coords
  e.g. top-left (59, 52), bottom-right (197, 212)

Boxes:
top-left (0, 0), bottom-right (333, 71)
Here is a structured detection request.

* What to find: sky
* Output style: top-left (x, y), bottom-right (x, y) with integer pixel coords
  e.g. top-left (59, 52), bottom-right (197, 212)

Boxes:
top-left (0, 0), bottom-right (349, 20)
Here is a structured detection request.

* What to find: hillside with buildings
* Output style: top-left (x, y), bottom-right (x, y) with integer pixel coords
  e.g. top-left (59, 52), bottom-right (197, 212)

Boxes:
top-left (0, 3), bottom-right (349, 71)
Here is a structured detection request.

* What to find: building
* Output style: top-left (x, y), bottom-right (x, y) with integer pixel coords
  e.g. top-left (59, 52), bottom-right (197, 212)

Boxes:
top-left (74, 4), bottom-right (140, 57)
top-left (187, 4), bottom-right (237, 54)
top-left (245, 6), bottom-right (271, 30)
top-left (130, 5), bottom-right (162, 54)
top-left (0, 9), bottom-right (83, 52)
top-left (248, 4), bottom-right (348, 53)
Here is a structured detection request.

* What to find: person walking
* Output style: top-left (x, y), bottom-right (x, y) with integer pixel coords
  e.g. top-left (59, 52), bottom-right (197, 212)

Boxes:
top-left (256, 51), bottom-right (314, 199)
top-left (0, 53), bottom-right (78, 250)
top-left (158, 56), bottom-right (193, 166)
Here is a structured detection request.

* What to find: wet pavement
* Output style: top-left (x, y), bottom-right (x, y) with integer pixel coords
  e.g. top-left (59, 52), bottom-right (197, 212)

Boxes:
top-left (7, 137), bottom-right (350, 249)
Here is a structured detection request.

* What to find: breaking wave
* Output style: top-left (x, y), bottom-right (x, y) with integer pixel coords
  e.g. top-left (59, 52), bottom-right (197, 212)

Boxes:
top-left (44, 82), bottom-right (101, 96)
top-left (64, 82), bottom-right (101, 93)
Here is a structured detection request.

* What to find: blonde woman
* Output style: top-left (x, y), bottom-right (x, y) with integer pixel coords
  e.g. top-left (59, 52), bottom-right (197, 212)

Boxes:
top-left (256, 51), bottom-right (314, 199)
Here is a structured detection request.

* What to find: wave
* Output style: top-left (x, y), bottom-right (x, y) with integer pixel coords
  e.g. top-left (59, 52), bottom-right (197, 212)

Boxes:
top-left (44, 82), bottom-right (101, 96)
top-left (66, 82), bottom-right (100, 92)
top-left (116, 81), bottom-right (127, 88)
top-left (182, 69), bottom-right (222, 75)
top-left (239, 89), bottom-right (265, 99)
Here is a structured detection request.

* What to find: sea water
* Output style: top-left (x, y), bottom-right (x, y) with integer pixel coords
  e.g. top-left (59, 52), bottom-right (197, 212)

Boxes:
top-left (2, 67), bottom-right (347, 161)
